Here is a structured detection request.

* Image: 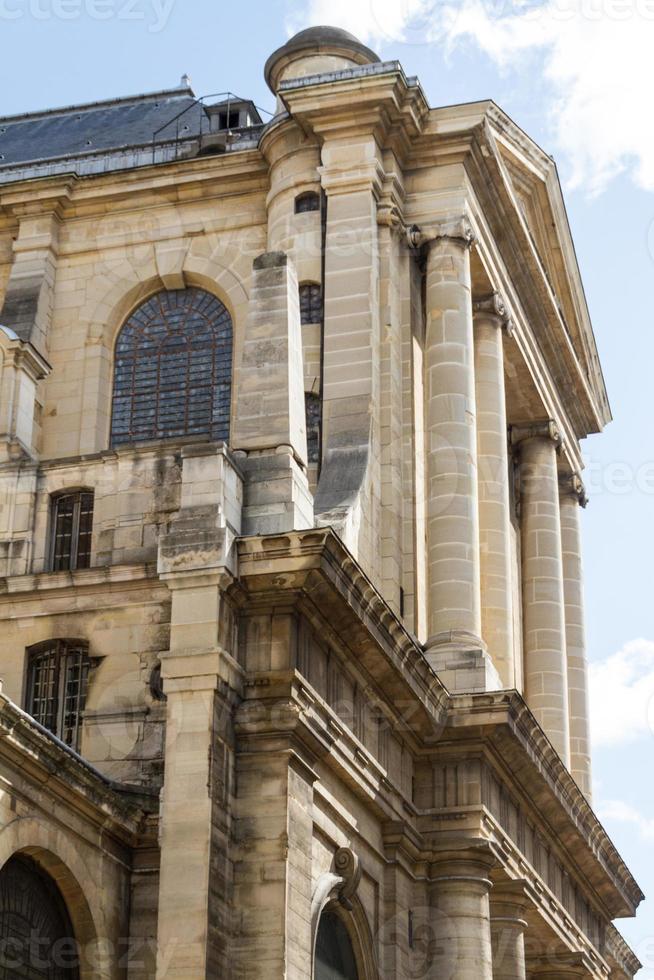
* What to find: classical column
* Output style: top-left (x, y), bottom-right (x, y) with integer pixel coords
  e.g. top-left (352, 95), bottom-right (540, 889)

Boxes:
top-left (429, 850), bottom-right (495, 980)
top-left (512, 421), bottom-right (570, 767)
top-left (474, 293), bottom-right (515, 688)
top-left (416, 218), bottom-right (499, 692)
top-left (560, 473), bottom-right (593, 799)
top-left (490, 882), bottom-right (529, 980)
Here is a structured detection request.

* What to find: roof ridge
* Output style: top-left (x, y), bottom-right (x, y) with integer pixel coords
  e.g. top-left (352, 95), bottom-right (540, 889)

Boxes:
top-left (0, 85), bottom-right (195, 125)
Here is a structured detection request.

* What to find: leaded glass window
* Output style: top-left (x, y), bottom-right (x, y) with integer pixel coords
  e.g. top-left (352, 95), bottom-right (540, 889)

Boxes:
top-left (0, 855), bottom-right (80, 978)
top-left (299, 283), bottom-right (323, 325)
top-left (27, 641), bottom-right (91, 751)
top-left (110, 288), bottom-right (233, 447)
top-left (50, 492), bottom-right (94, 572)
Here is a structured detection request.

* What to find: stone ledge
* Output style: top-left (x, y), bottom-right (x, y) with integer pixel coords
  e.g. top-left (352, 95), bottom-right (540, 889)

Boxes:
top-left (0, 690), bottom-right (157, 843)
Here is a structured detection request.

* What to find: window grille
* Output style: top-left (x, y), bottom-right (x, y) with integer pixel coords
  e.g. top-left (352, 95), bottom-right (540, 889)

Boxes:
top-left (299, 283), bottom-right (323, 325)
top-left (27, 641), bottom-right (91, 751)
top-left (50, 491), bottom-right (94, 572)
top-left (295, 191), bottom-right (320, 214)
top-left (110, 287), bottom-right (233, 447)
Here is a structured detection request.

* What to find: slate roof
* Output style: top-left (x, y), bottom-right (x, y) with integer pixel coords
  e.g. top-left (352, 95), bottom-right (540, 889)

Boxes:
top-left (0, 86), bottom-right (203, 167)
top-left (0, 85), bottom-right (264, 183)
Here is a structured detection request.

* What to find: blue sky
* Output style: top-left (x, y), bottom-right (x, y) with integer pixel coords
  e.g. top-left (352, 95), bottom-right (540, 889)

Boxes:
top-left (2, 0), bottom-right (653, 970)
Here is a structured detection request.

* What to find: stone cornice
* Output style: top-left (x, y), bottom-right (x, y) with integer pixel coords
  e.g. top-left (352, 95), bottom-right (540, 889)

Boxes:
top-left (0, 175), bottom-right (76, 217)
top-left (446, 691), bottom-right (644, 919)
top-left (278, 61), bottom-right (429, 158)
top-left (0, 690), bottom-right (157, 844)
top-left (604, 923), bottom-right (642, 978)
top-left (235, 529), bottom-right (449, 736)
top-left (0, 326), bottom-right (51, 380)
top-left (0, 562), bottom-right (164, 605)
top-left (0, 150), bottom-right (268, 224)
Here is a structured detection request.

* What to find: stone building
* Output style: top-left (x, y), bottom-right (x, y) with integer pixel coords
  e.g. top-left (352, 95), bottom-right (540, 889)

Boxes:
top-left (0, 24), bottom-right (643, 980)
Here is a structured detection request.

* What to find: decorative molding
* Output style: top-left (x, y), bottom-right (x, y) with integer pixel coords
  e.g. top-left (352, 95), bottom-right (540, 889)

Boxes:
top-left (332, 847), bottom-right (362, 909)
top-left (473, 292), bottom-right (514, 337)
top-left (310, 848), bottom-right (362, 954)
top-left (407, 215), bottom-right (476, 251)
top-left (510, 419), bottom-right (563, 452)
top-left (559, 473), bottom-right (589, 508)
top-left (0, 326), bottom-right (51, 381)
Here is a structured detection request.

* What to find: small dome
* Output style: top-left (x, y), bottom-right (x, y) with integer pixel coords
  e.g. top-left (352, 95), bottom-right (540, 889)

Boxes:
top-left (265, 25), bottom-right (380, 93)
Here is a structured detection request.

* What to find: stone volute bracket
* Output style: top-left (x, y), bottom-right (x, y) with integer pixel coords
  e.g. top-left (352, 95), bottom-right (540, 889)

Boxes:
top-left (311, 847), bottom-right (362, 946)
top-left (473, 291), bottom-right (515, 338)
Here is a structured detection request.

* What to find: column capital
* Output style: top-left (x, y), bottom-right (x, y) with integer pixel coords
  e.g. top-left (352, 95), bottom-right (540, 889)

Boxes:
top-left (510, 419), bottom-right (563, 451)
top-left (490, 879), bottom-right (531, 924)
top-left (430, 846), bottom-right (496, 884)
top-left (407, 215), bottom-right (476, 251)
top-left (473, 292), bottom-right (514, 337)
top-left (559, 472), bottom-right (589, 508)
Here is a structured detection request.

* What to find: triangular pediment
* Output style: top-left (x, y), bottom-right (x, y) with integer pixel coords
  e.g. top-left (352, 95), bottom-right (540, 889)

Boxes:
top-left (492, 130), bottom-right (610, 422)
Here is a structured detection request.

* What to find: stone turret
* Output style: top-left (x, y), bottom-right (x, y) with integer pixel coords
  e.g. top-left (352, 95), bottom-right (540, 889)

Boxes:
top-left (264, 25), bottom-right (380, 110)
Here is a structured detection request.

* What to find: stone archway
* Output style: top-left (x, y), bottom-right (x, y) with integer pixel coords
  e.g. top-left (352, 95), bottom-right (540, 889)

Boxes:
top-left (0, 853), bottom-right (80, 978)
top-left (0, 819), bottom-right (107, 980)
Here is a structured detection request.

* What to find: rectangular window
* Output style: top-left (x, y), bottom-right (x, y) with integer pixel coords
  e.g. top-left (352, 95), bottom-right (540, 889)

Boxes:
top-left (27, 641), bottom-right (90, 750)
top-left (51, 492), bottom-right (94, 572)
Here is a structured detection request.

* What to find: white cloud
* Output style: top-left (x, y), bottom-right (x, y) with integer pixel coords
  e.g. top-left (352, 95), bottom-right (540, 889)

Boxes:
top-left (287, 0), bottom-right (654, 194)
top-left (589, 638), bottom-right (654, 748)
top-left (598, 798), bottom-right (654, 842)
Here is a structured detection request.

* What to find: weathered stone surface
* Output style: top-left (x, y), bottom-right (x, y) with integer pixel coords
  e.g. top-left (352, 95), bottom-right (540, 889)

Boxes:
top-left (0, 24), bottom-right (640, 980)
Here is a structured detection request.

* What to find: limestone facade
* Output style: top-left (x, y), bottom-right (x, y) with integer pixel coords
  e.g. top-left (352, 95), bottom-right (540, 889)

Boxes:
top-left (0, 24), bottom-right (642, 980)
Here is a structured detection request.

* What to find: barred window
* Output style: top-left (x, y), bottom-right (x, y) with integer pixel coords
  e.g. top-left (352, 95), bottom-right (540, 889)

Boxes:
top-left (305, 391), bottom-right (321, 465)
top-left (27, 641), bottom-right (91, 751)
top-left (299, 283), bottom-right (323, 325)
top-left (50, 491), bottom-right (94, 572)
top-left (295, 191), bottom-right (320, 214)
top-left (110, 287), bottom-right (233, 447)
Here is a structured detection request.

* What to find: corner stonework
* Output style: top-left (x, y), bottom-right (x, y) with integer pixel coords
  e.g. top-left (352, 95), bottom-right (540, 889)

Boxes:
top-left (233, 251), bottom-right (314, 535)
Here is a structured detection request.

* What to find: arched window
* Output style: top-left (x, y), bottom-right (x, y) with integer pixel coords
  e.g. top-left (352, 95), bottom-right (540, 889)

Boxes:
top-left (295, 191), bottom-right (320, 214)
top-left (110, 287), bottom-right (233, 447)
top-left (315, 910), bottom-right (359, 980)
top-left (26, 641), bottom-right (91, 751)
top-left (305, 391), bottom-right (321, 465)
top-left (299, 283), bottom-right (323, 325)
top-left (49, 490), bottom-right (94, 572)
top-left (0, 854), bottom-right (80, 978)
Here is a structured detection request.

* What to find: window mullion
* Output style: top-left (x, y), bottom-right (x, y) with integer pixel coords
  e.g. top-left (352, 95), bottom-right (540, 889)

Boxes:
top-left (70, 496), bottom-right (81, 570)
